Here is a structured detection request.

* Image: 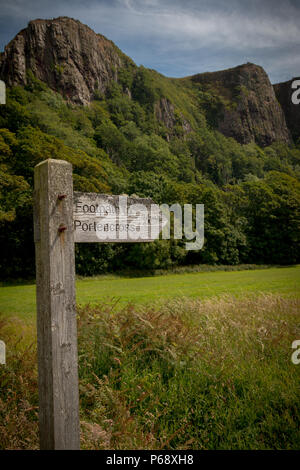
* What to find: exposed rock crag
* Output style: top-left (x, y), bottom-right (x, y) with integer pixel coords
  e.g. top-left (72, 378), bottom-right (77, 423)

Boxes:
top-left (155, 98), bottom-right (192, 139)
top-left (0, 17), bottom-right (126, 105)
top-left (0, 18), bottom-right (294, 146)
top-left (191, 63), bottom-right (291, 146)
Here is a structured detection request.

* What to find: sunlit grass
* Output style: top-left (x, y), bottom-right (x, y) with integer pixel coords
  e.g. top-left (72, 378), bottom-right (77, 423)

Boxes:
top-left (0, 266), bottom-right (299, 322)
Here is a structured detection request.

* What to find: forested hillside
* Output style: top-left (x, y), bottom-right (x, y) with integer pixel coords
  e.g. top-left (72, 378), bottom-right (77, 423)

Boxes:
top-left (0, 17), bottom-right (299, 278)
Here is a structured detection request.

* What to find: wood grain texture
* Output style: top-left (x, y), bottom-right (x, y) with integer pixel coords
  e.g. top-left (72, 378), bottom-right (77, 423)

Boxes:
top-left (34, 159), bottom-right (80, 450)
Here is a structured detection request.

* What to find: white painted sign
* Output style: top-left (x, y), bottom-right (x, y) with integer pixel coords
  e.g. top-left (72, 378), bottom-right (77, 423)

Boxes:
top-left (73, 192), bottom-right (167, 243)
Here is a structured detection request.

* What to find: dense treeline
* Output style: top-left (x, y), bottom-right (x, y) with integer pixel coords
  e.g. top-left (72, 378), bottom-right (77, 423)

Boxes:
top-left (0, 70), bottom-right (299, 279)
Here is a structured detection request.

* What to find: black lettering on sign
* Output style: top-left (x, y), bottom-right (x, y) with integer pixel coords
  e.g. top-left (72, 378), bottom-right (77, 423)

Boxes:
top-left (73, 191), bottom-right (166, 243)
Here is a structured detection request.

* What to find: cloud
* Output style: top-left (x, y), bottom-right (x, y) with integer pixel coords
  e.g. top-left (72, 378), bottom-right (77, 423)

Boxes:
top-left (0, 0), bottom-right (299, 82)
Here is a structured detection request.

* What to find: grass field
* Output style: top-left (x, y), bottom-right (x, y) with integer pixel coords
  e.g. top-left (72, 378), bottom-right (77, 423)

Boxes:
top-left (1, 265), bottom-right (300, 449)
top-left (0, 265), bottom-right (299, 321)
top-left (1, 292), bottom-right (300, 449)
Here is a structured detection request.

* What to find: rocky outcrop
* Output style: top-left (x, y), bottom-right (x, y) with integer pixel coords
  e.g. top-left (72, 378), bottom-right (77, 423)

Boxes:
top-left (191, 63), bottom-right (291, 146)
top-left (155, 98), bottom-right (176, 130)
top-left (0, 17), bottom-right (128, 105)
top-left (0, 18), bottom-right (293, 147)
top-left (274, 78), bottom-right (300, 142)
top-left (155, 97), bottom-right (192, 138)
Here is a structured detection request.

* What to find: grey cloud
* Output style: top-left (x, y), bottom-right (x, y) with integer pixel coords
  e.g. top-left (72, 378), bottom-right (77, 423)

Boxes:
top-left (0, 0), bottom-right (299, 82)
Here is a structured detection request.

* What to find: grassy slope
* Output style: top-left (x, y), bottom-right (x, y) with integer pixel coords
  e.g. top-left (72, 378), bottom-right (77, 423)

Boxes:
top-left (0, 266), bottom-right (299, 321)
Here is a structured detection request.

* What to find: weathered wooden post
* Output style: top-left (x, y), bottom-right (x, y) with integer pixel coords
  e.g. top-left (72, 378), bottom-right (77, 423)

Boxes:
top-left (34, 159), bottom-right (80, 450)
top-left (33, 158), bottom-right (167, 449)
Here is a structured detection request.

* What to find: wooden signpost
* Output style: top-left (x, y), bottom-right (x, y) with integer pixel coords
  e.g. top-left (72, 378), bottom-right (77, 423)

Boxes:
top-left (73, 191), bottom-right (161, 243)
top-left (34, 159), bottom-right (165, 450)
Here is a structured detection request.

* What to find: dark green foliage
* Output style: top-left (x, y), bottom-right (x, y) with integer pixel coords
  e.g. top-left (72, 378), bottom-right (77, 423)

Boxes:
top-left (132, 66), bottom-right (161, 109)
top-left (240, 172), bottom-right (300, 264)
top-left (0, 70), bottom-right (299, 279)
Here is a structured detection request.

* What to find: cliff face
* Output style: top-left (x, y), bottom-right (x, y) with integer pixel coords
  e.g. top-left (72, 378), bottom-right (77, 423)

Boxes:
top-left (0, 17), bottom-right (127, 105)
top-left (154, 98), bottom-right (192, 139)
top-left (0, 17), bottom-right (293, 147)
top-left (190, 63), bottom-right (291, 146)
top-left (274, 79), bottom-right (300, 142)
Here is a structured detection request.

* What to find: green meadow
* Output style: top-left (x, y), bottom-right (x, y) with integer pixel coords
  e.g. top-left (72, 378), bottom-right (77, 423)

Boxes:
top-left (1, 265), bottom-right (300, 449)
top-left (0, 265), bottom-right (299, 321)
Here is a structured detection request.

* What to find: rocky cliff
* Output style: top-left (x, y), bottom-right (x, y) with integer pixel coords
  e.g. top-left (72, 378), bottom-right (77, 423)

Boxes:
top-left (0, 17), bottom-right (293, 146)
top-left (0, 17), bottom-right (129, 105)
top-left (274, 78), bottom-right (300, 142)
top-left (190, 63), bottom-right (291, 146)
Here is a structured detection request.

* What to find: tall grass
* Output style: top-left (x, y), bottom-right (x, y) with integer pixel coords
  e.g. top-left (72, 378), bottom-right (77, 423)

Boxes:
top-left (0, 317), bottom-right (39, 449)
top-left (1, 294), bottom-right (300, 449)
top-left (78, 294), bottom-right (300, 450)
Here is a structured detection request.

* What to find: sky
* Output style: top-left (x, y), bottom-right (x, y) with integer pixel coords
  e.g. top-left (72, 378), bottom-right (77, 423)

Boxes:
top-left (0, 0), bottom-right (299, 83)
